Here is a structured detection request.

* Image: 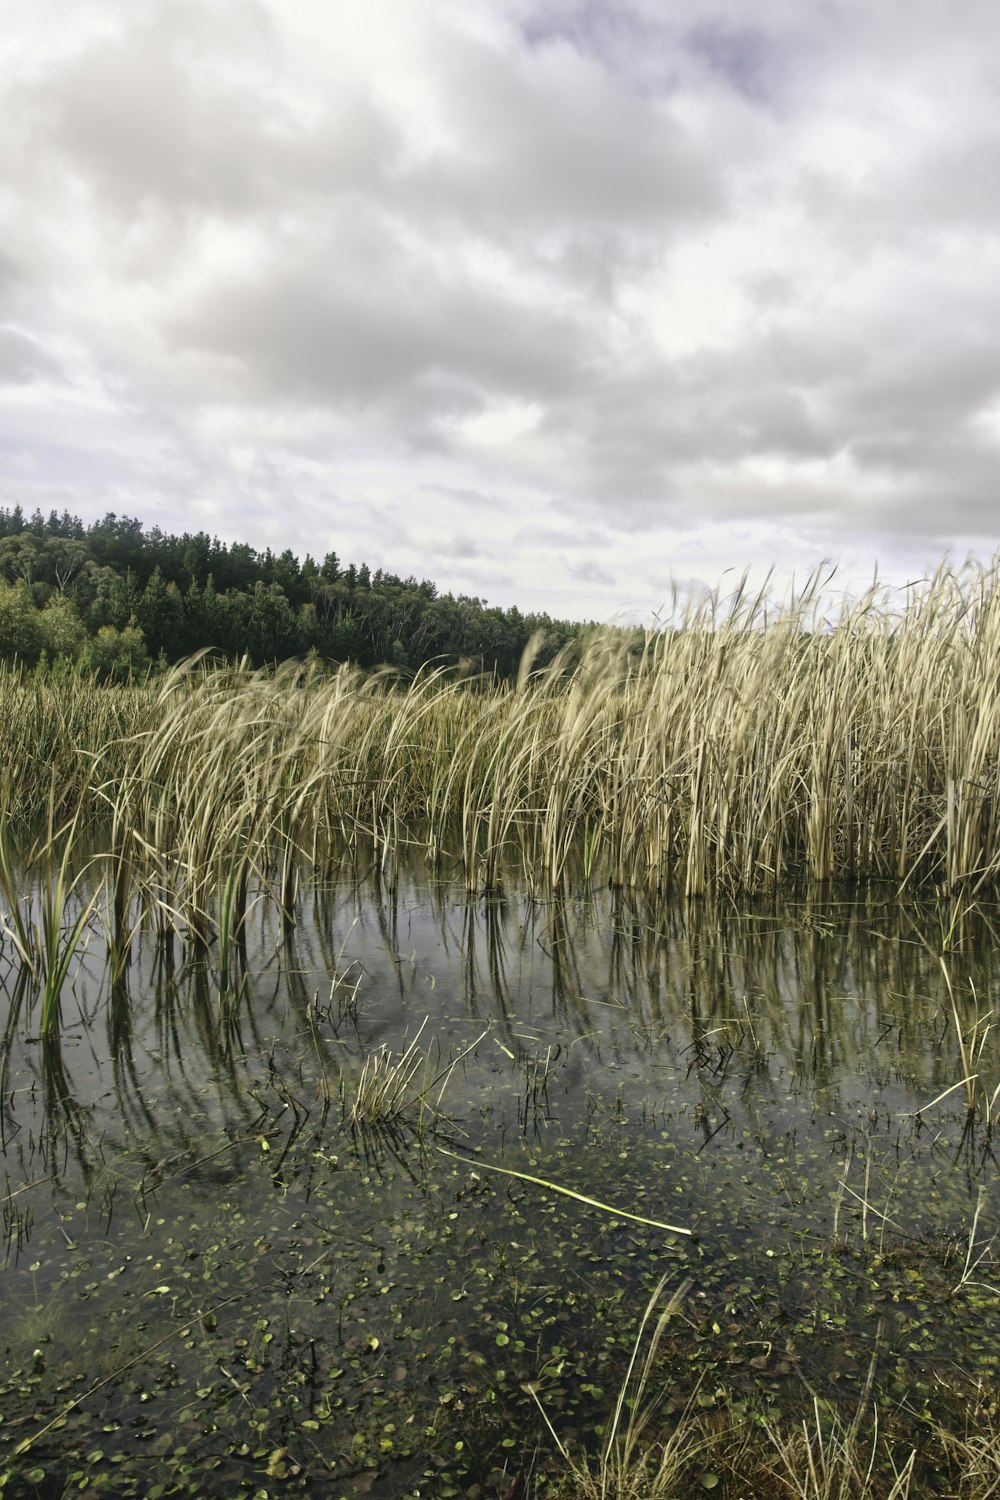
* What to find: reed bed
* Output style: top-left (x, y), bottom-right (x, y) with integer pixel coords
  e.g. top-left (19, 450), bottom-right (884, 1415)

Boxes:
top-left (5, 560), bottom-right (1000, 1013)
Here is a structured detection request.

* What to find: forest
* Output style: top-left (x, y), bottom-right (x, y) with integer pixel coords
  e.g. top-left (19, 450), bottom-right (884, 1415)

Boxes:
top-left (0, 505), bottom-right (582, 677)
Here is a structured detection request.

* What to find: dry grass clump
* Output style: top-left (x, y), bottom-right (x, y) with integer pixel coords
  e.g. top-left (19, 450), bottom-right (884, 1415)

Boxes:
top-left (766, 1398), bottom-right (916, 1500)
top-left (535, 1276), bottom-right (704, 1500)
top-left (937, 1399), bottom-right (1000, 1499)
top-left (344, 1019), bottom-right (489, 1138)
top-left (532, 1392), bottom-right (1000, 1500)
top-left (533, 1283), bottom-right (932, 1500)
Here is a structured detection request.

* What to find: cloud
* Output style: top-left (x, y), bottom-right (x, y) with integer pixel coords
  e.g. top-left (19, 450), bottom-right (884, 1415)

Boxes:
top-left (2, 0), bottom-right (1000, 622)
top-left (445, 533), bottom-right (486, 560)
top-left (568, 558), bottom-right (616, 586)
top-left (0, 328), bottom-right (64, 385)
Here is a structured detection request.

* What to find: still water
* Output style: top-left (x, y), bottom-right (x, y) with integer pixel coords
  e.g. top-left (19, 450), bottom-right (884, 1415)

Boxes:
top-left (2, 869), bottom-right (999, 1496)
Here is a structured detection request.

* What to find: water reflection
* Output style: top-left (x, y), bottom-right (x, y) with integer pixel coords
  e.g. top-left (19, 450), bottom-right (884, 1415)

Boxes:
top-left (3, 869), bottom-right (1000, 1497)
top-left (2, 870), bottom-right (999, 1222)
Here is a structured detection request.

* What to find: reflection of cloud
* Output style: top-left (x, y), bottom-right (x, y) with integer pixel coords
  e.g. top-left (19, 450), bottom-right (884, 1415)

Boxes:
top-left (2, 0), bottom-right (1000, 619)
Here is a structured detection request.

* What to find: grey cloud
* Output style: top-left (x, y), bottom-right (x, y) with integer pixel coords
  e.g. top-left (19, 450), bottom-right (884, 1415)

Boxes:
top-left (447, 534), bottom-right (487, 560)
top-left (519, 250), bottom-right (1000, 542)
top-left (568, 558), bottom-right (615, 585)
top-left (19, 6), bottom-right (284, 221)
top-left (513, 523), bottom-right (611, 550)
top-left (0, 329), bottom-right (64, 385)
top-left (418, 485), bottom-right (499, 513)
top-left (420, 22), bottom-right (723, 233)
top-left (515, 0), bottom-right (820, 106)
top-left (163, 214), bottom-right (596, 419)
top-left (646, 574), bottom-right (714, 603)
top-left (12, 0), bottom-right (724, 267)
top-left (684, 21), bottom-right (780, 102)
top-left (8, 0), bottom-right (1000, 611)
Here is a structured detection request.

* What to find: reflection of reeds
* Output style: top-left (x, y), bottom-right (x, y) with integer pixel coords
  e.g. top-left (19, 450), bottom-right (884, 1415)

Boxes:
top-left (2, 1173), bottom-right (34, 1263)
top-left (916, 962), bottom-right (1000, 1132)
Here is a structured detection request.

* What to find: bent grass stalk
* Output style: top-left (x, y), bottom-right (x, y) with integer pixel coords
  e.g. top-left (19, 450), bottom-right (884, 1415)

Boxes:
top-left (436, 1146), bottom-right (691, 1236)
top-left (952, 1186), bottom-right (999, 1298)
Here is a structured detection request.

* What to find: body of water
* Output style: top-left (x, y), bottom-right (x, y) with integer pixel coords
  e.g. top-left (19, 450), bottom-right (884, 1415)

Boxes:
top-left (2, 869), bottom-right (998, 1496)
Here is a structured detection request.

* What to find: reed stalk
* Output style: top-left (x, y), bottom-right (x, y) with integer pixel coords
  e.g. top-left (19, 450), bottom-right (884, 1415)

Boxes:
top-left (6, 557), bottom-right (1000, 906)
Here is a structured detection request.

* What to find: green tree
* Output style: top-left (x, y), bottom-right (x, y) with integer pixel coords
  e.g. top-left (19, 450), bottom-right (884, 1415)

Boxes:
top-left (87, 567), bottom-right (141, 632)
top-left (0, 580), bottom-right (43, 664)
top-left (137, 566), bottom-right (185, 658)
top-left (0, 534), bottom-right (44, 587)
top-left (82, 623), bottom-right (150, 682)
top-left (45, 537), bottom-right (90, 595)
top-left (38, 596), bottom-right (86, 661)
top-left (246, 582), bottom-right (300, 664)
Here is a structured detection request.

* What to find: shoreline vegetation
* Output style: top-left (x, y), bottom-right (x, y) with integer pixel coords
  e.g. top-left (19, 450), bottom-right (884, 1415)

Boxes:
top-left (3, 543), bottom-right (1000, 1495)
top-left (0, 506), bottom-right (583, 679)
top-left (6, 554), bottom-right (1000, 908)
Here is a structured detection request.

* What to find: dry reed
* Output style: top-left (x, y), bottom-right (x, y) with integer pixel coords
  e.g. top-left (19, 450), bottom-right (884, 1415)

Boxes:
top-left (3, 561), bottom-right (1000, 945)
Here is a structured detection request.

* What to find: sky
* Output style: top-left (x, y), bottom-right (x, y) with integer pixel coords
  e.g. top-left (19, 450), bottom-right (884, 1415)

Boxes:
top-left (3, 0), bottom-right (1000, 623)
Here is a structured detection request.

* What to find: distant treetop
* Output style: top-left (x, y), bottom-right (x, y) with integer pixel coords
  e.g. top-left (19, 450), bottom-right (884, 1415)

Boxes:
top-left (0, 505), bottom-right (584, 677)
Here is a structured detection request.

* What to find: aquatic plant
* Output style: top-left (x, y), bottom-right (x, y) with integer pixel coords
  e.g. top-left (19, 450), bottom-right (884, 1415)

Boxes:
top-left (766, 1374), bottom-right (916, 1500)
top-left (346, 1019), bottom-right (431, 1130)
top-left (7, 557), bottom-right (1000, 900)
top-left (0, 792), bottom-right (101, 1037)
top-left (345, 1020), bottom-right (489, 1136)
top-left (36, 847), bottom-right (99, 1038)
top-left (0, 799), bottom-right (36, 969)
top-left (535, 1275), bottom-right (704, 1499)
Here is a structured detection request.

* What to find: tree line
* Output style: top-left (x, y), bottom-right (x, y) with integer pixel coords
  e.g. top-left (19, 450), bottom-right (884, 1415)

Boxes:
top-left (0, 506), bottom-right (585, 678)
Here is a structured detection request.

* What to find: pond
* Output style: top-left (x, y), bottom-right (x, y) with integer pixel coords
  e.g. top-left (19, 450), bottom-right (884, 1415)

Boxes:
top-left (2, 865), bottom-right (999, 1497)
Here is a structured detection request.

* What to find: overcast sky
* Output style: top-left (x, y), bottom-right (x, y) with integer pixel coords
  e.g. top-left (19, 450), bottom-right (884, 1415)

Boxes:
top-left (3, 0), bottom-right (1000, 621)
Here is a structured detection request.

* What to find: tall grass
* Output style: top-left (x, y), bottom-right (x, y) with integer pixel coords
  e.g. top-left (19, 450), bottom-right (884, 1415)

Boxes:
top-left (4, 560), bottom-right (1000, 919)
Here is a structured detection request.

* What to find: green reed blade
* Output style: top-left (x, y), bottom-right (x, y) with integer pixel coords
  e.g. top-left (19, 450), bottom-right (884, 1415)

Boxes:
top-left (436, 1146), bottom-right (691, 1236)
